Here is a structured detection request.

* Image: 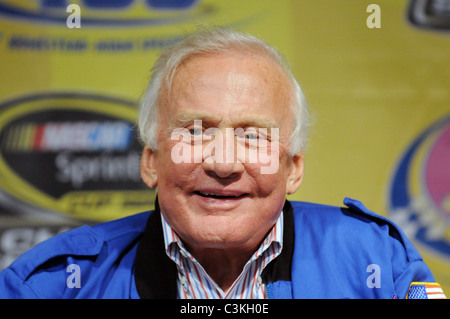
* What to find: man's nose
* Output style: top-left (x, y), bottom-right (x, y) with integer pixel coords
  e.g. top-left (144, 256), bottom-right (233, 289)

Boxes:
top-left (201, 129), bottom-right (245, 179)
top-left (203, 160), bottom-right (245, 179)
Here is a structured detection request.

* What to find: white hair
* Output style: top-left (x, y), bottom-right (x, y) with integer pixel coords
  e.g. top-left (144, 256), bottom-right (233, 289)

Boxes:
top-left (138, 26), bottom-right (309, 155)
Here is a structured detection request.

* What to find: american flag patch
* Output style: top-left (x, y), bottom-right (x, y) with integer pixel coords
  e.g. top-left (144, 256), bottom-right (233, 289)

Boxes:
top-left (407, 282), bottom-right (447, 299)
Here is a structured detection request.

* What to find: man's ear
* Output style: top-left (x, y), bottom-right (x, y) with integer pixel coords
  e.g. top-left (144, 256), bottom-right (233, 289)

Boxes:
top-left (286, 150), bottom-right (304, 195)
top-left (141, 146), bottom-right (158, 189)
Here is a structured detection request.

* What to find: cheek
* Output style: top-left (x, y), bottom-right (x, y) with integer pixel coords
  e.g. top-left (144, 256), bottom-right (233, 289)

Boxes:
top-left (244, 163), bottom-right (288, 198)
top-left (158, 162), bottom-right (197, 190)
top-left (155, 144), bottom-right (199, 189)
top-left (245, 146), bottom-right (291, 191)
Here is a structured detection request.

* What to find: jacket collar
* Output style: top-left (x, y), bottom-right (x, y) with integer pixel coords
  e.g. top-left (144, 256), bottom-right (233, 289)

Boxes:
top-left (261, 199), bottom-right (294, 285)
top-left (134, 196), bottom-right (294, 299)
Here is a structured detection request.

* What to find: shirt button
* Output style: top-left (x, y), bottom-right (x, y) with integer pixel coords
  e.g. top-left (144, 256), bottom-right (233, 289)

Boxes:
top-left (180, 276), bottom-right (187, 286)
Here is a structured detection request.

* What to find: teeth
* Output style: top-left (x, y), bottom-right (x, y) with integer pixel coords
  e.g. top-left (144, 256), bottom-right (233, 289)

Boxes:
top-left (199, 192), bottom-right (240, 197)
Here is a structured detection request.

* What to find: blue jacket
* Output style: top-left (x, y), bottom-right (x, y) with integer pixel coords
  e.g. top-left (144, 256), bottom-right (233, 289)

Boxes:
top-left (0, 197), bottom-right (436, 299)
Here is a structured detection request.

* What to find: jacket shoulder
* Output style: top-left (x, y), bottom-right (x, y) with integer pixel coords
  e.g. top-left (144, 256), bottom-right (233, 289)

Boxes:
top-left (0, 211), bottom-right (151, 298)
top-left (289, 197), bottom-right (421, 261)
top-left (288, 197), bottom-right (434, 298)
top-left (11, 211), bottom-right (150, 276)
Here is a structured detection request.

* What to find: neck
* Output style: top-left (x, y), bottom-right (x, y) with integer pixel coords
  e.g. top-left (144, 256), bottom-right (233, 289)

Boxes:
top-left (186, 246), bottom-right (256, 292)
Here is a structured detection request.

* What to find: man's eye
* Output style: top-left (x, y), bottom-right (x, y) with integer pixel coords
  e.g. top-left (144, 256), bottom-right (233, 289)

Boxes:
top-left (245, 133), bottom-right (259, 140)
top-left (189, 128), bottom-right (203, 136)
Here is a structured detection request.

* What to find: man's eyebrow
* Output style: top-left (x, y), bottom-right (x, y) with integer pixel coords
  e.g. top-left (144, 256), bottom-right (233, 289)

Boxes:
top-left (171, 112), bottom-right (279, 129)
top-left (239, 118), bottom-right (279, 129)
top-left (172, 112), bottom-right (220, 126)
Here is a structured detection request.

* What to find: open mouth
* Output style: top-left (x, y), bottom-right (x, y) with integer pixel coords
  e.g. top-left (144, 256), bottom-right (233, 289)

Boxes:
top-left (194, 191), bottom-right (249, 199)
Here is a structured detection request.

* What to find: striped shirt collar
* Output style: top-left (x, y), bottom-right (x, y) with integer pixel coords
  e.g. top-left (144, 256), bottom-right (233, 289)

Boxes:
top-left (161, 212), bottom-right (284, 299)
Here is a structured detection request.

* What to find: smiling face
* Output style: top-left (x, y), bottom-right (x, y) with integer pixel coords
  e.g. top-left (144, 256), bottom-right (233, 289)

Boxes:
top-left (141, 51), bottom-right (304, 255)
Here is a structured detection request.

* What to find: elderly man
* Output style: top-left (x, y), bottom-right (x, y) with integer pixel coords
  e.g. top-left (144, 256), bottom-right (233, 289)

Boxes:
top-left (0, 27), bottom-right (445, 299)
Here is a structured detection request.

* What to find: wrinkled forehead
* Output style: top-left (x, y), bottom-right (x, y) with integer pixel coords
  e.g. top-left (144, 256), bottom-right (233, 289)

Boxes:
top-left (174, 50), bottom-right (290, 88)
top-left (160, 52), bottom-right (294, 123)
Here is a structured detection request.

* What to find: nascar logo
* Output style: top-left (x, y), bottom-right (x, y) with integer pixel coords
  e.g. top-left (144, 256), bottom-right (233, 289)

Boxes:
top-left (0, 92), bottom-right (155, 221)
top-left (2, 121), bottom-right (132, 152)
